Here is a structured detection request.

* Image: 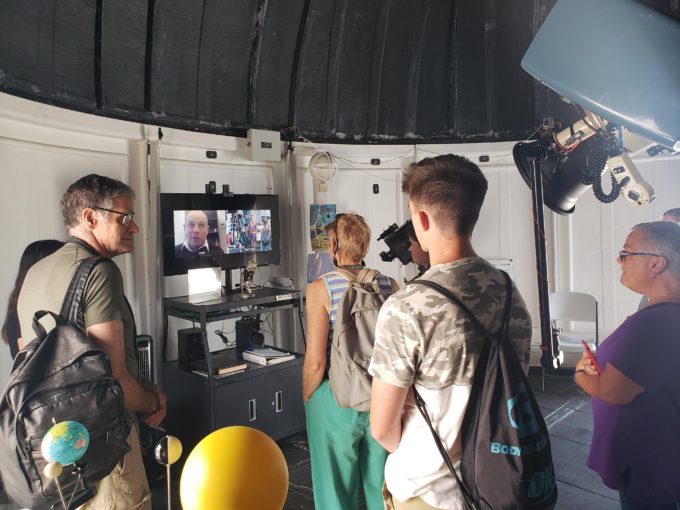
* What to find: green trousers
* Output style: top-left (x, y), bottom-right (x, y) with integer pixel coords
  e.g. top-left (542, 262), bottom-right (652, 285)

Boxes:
top-left (305, 380), bottom-right (388, 510)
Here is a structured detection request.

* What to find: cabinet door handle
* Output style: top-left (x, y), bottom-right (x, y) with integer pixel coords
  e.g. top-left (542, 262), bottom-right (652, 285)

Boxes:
top-left (275, 391), bottom-right (283, 413)
top-left (249, 399), bottom-right (257, 421)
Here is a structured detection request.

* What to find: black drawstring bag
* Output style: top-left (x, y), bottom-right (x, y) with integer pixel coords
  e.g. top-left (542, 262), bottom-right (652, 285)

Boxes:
top-left (412, 272), bottom-right (557, 510)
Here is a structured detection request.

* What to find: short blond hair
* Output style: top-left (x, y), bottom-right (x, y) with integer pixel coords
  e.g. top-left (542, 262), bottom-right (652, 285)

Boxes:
top-left (325, 213), bottom-right (370, 263)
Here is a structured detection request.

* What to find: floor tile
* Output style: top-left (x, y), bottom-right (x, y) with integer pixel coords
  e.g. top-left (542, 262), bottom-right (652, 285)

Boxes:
top-left (555, 480), bottom-right (619, 510)
top-left (279, 432), bottom-right (311, 471)
top-left (285, 462), bottom-right (315, 510)
top-left (548, 408), bottom-right (594, 445)
top-left (2, 372), bottom-right (622, 510)
top-left (555, 447), bottom-right (619, 500)
top-left (534, 391), bottom-right (571, 413)
top-left (549, 435), bottom-right (589, 469)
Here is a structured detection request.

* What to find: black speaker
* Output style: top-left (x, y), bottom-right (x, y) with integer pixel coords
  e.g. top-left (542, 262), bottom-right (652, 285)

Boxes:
top-left (235, 318), bottom-right (264, 351)
top-left (178, 327), bottom-right (205, 370)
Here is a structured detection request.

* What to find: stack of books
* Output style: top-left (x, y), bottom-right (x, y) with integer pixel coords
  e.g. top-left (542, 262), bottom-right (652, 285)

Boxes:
top-left (191, 355), bottom-right (248, 377)
top-left (241, 347), bottom-right (296, 366)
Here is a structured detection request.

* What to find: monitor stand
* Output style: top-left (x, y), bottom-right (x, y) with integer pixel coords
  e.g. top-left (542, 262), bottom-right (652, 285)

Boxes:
top-left (222, 268), bottom-right (236, 295)
top-left (238, 261), bottom-right (257, 298)
top-left (221, 265), bottom-right (256, 297)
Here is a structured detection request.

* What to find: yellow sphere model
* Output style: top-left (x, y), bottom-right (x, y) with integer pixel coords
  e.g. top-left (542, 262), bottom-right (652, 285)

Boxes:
top-left (180, 426), bottom-right (289, 510)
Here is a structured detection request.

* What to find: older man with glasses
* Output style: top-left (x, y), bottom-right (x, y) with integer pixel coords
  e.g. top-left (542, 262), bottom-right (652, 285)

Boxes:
top-left (17, 174), bottom-right (165, 509)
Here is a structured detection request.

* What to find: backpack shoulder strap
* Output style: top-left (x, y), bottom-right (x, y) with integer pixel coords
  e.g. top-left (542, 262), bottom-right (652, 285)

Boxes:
top-left (59, 257), bottom-right (108, 325)
top-left (411, 271), bottom-right (513, 343)
top-left (355, 268), bottom-right (380, 284)
top-left (498, 271), bottom-right (513, 338)
top-left (410, 272), bottom-right (514, 510)
top-left (323, 269), bottom-right (357, 283)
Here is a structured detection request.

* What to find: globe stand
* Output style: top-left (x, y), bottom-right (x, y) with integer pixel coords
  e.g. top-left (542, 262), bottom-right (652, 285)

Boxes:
top-left (43, 462), bottom-right (95, 510)
top-left (65, 465), bottom-right (95, 509)
top-left (154, 435), bottom-right (183, 510)
top-left (41, 420), bottom-right (94, 509)
top-left (43, 462), bottom-right (67, 509)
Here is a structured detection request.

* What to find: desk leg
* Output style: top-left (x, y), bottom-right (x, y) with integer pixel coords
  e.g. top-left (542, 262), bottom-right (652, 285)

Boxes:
top-left (162, 308), bottom-right (169, 363)
top-left (297, 296), bottom-right (306, 348)
top-left (200, 310), bottom-right (216, 430)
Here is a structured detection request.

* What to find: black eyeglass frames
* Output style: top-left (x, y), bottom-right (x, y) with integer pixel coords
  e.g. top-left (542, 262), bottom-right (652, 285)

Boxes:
top-left (618, 250), bottom-right (664, 261)
top-left (91, 206), bottom-right (135, 227)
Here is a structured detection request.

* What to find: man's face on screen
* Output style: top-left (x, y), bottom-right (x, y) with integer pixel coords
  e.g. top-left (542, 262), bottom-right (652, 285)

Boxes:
top-left (184, 210), bottom-right (209, 251)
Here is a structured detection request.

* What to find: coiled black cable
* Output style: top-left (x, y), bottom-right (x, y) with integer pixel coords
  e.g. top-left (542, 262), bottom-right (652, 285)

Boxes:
top-left (580, 132), bottom-right (622, 203)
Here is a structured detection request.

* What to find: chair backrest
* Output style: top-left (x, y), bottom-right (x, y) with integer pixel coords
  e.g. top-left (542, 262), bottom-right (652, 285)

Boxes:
top-left (549, 291), bottom-right (599, 345)
top-left (549, 292), bottom-right (597, 322)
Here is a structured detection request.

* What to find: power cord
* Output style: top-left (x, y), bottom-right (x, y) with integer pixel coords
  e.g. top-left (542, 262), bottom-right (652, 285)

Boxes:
top-left (215, 329), bottom-right (236, 348)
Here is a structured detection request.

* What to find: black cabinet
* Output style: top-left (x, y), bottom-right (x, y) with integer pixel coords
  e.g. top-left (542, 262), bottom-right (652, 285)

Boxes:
top-left (162, 288), bottom-right (306, 453)
top-left (212, 358), bottom-right (304, 437)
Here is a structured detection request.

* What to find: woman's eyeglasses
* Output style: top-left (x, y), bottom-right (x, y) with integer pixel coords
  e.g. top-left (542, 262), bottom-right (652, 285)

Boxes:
top-left (618, 250), bottom-right (664, 261)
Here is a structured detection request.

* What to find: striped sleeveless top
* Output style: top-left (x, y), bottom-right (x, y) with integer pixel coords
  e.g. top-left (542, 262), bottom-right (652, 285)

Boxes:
top-left (321, 270), bottom-right (394, 363)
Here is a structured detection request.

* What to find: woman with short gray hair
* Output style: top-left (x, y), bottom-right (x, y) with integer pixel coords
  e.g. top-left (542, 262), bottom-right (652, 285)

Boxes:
top-left (574, 221), bottom-right (680, 509)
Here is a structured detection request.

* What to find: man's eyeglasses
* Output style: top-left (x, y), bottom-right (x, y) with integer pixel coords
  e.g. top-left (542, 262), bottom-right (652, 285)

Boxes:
top-left (618, 250), bottom-right (665, 261)
top-left (92, 206), bottom-right (135, 227)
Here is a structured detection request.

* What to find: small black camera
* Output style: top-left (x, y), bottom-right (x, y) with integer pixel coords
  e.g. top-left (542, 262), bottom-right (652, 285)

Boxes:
top-left (377, 220), bottom-right (413, 266)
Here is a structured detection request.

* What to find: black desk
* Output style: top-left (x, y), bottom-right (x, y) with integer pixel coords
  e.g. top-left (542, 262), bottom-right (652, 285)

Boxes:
top-left (162, 287), bottom-right (306, 450)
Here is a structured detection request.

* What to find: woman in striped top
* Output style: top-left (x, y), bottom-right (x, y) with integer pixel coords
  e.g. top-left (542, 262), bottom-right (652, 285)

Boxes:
top-left (303, 213), bottom-right (398, 510)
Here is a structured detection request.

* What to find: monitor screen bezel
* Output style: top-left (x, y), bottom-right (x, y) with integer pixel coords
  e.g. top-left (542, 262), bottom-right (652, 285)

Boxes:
top-left (160, 193), bottom-right (281, 276)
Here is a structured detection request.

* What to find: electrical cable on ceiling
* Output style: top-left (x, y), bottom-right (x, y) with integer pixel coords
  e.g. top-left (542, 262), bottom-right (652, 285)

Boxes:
top-left (416, 123), bottom-right (547, 165)
top-left (291, 125), bottom-right (411, 182)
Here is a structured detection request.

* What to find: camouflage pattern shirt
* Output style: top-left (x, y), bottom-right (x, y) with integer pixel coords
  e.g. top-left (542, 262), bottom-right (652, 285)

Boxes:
top-left (369, 257), bottom-right (531, 509)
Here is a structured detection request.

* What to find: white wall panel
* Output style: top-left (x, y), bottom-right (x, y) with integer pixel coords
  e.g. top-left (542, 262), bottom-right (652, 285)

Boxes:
top-left (299, 151), bottom-right (407, 284)
top-left (157, 152), bottom-right (282, 361)
top-left (0, 132), bottom-right (132, 383)
top-left (476, 164), bottom-right (540, 337)
top-left (552, 155), bottom-right (680, 339)
top-left (2, 90), bottom-right (678, 383)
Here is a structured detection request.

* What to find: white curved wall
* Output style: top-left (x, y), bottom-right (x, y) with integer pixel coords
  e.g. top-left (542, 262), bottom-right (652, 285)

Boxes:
top-left (2, 91), bottom-right (679, 384)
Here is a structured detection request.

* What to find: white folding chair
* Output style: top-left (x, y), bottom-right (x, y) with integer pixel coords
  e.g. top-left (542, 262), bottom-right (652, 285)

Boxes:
top-left (543, 292), bottom-right (599, 390)
top-left (549, 291), bottom-right (599, 348)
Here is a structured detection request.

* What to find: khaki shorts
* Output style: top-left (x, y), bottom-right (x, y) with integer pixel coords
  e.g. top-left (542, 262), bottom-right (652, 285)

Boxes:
top-left (78, 420), bottom-right (151, 510)
top-left (383, 482), bottom-right (444, 510)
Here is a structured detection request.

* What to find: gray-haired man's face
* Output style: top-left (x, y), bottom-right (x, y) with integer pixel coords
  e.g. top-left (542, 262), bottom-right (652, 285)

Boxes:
top-left (184, 211), bottom-right (209, 250)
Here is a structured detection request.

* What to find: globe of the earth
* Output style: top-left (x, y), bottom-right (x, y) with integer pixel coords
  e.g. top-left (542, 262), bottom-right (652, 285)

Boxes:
top-left (40, 421), bottom-right (89, 465)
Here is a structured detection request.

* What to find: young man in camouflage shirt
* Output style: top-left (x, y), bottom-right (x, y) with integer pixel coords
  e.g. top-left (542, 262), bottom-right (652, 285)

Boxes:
top-left (369, 154), bottom-right (532, 510)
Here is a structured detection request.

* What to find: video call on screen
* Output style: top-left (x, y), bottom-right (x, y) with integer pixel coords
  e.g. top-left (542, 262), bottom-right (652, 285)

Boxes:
top-left (174, 209), bottom-right (273, 255)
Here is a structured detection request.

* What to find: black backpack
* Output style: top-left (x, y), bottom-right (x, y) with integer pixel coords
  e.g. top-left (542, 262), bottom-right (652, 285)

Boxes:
top-left (412, 272), bottom-right (557, 510)
top-left (0, 257), bottom-right (131, 509)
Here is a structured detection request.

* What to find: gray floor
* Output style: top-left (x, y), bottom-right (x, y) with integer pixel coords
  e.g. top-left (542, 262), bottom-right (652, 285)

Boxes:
top-left (279, 370), bottom-right (620, 510)
top-left (0, 370), bottom-right (618, 509)
top-left (533, 371), bottom-right (619, 510)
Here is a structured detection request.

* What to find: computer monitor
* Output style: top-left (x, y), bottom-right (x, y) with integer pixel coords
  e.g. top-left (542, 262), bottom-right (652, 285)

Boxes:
top-left (160, 193), bottom-right (281, 277)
